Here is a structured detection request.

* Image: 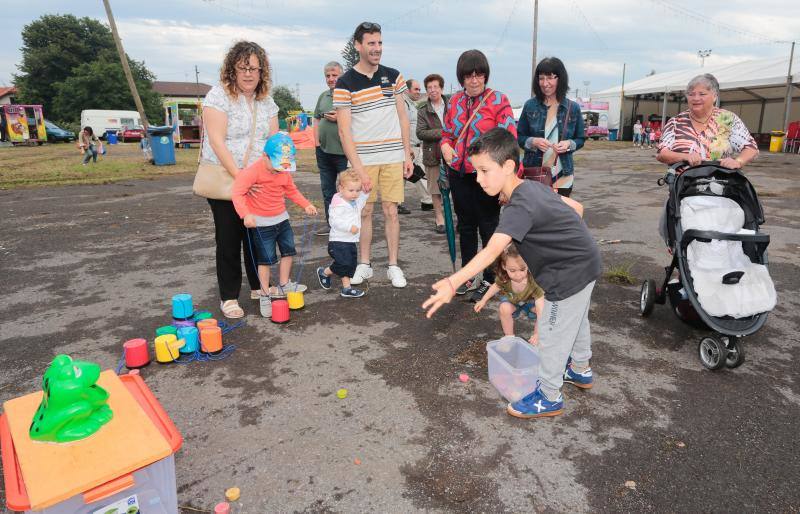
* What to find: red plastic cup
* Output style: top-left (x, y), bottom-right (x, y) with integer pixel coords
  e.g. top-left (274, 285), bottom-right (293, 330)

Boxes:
top-left (215, 503), bottom-right (231, 514)
top-left (200, 326), bottom-right (223, 353)
top-left (271, 298), bottom-right (290, 323)
top-left (123, 338), bottom-right (150, 369)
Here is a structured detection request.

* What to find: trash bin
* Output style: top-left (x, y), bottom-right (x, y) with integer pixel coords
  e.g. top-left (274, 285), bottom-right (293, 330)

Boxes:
top-left (769, 130), bottom-right (785, 153)
top-left (608, 128), bottom-right (618, 141)
top-left (147, 126), bottom-right (176, 165)
top-left (105, 130), bottom-right (118, 145)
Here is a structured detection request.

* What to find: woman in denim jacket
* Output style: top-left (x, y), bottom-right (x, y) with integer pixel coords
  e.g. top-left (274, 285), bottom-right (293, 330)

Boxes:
top-left (517, 57), bottom-right (585, 197)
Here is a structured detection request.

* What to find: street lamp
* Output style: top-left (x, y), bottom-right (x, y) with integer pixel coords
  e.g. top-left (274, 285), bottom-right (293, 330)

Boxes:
top-left (698, 49), bottom-right (712, 68)
top-left (583, 80), bottom-right (590, 100)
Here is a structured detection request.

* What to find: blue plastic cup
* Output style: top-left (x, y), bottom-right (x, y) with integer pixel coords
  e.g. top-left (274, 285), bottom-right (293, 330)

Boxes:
top-left (172, 293), bottom-right (194, 319)
top-left (177, 326), bottom-right (199, 354)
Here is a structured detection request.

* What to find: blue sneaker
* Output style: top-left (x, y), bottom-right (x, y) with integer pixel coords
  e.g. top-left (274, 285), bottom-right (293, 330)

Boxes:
top-left (563, 364), bottom-right (594, 389)
top-left (340, 287), bottom-right (365, 298)
top-left (317, 267), bottom-right (331, 290)
top-left (507, 386), bottom-right (563, 419)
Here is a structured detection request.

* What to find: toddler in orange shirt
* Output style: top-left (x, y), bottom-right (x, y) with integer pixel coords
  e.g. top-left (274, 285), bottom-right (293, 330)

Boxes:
top-left (232, 134), bottom-right (317, 316)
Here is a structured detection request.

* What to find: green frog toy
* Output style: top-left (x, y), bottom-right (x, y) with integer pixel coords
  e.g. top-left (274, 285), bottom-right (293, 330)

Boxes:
top-left (29, 354), bottom-right (113, 443)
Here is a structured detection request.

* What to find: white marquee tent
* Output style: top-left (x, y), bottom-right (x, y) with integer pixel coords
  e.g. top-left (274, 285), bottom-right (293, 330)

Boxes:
top-left (593, 55), bottom-right (799, 140)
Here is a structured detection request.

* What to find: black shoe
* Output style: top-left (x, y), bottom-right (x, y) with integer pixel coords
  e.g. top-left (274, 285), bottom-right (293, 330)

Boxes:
top-left (397, 204), bottom-right (411, 215)
top-left (469, 280), bottom-right (491, 303)
top-left (435, 224), bottom-right (445, 234)
top-left (421, 203), bottom-right (434, 211)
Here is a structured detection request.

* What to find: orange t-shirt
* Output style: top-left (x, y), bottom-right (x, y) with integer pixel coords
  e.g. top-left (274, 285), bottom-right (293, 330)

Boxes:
top-left (231, 155), bottom-right (311, 218)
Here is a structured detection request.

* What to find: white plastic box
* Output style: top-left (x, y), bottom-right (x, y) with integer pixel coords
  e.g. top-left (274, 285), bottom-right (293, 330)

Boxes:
top-left (487, 336), bottom-right (540, 402)
top-left (23, 454), bottom-right (178, 514)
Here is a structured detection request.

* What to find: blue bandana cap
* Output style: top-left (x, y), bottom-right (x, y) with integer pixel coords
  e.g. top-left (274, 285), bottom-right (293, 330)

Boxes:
top-left (263, 132), bottom-right (296, 172)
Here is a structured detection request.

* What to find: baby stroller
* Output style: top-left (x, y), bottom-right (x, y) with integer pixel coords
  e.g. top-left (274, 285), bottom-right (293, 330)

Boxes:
top-left (639, 162), bottom-right (776, 370)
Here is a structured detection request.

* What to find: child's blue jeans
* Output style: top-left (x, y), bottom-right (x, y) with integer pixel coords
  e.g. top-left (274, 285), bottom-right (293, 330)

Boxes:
top-left (250, 220), bottom-right (296, 265)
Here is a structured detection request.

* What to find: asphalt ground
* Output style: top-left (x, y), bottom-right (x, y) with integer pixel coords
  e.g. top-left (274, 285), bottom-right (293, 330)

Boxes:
top-left (1, 145), bottom-right (799, 513)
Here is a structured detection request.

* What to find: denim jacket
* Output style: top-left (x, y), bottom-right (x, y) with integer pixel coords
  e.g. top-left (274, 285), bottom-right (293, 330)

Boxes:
top-left (517, 97), bottom-right (585, 177)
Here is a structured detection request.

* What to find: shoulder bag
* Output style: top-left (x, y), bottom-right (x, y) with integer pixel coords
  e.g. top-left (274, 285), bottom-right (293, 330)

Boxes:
top-left (518, 100), bottom-right (572, 186)
top-left (193, 101), bottom-right (258, 200)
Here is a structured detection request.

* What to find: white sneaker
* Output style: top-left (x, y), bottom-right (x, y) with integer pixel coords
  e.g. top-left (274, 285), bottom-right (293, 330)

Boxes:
top-left (259, 296), bottom-right (272, 318)
top-left (269, 281), bottom-right (307, 296)
top-left (387, 265), bottom-right (407, 288)
top-left (350, 263), bottom-right (373, 285)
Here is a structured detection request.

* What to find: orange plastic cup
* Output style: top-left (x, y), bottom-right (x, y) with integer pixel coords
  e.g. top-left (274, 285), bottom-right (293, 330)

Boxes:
top-left (200, 326), bottom-right (223, 353)
top-left (196, 318), bottom-right (218, 331)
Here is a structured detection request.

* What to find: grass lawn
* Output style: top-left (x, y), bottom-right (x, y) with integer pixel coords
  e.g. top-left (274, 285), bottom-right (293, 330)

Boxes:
top-left (0, 139), bottom-right (628, 190)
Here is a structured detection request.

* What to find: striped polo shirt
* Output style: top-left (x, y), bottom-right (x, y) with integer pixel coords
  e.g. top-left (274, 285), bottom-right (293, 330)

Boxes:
top-left (333, 64), bottom-right (407, 165)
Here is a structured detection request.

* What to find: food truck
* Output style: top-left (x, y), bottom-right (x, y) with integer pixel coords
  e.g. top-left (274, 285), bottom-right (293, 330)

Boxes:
top-left (1, 104), bottom-right (46, 144)
top-left (164, 100), bottom-right (202, 145)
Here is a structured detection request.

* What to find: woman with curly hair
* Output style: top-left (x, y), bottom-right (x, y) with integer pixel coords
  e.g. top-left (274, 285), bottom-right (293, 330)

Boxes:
top-left (201, 41), bottom-right (280, 318)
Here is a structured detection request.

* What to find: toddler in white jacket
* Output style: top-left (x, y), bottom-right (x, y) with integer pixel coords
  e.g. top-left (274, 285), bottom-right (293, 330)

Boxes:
top-left (316, 170), bottom-right (369, 298)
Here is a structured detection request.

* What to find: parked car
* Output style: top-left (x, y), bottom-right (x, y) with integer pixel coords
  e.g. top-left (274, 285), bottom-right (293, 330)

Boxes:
top-left (44, 120), bottom-right (76, 143)
top-left (120, 126), bottom-right (145, 142)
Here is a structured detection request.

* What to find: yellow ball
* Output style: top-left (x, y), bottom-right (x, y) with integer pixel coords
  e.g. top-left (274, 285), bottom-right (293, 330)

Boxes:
top-left (336, 388), bottom-right (348, 399)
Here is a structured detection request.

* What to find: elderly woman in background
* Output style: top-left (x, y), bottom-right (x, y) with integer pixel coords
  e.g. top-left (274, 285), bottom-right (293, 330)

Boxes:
top-left (517, 57), bottom-right (585, 197)
top-left (201, 41), bottom-right (279, 318)
top-left (440, 49), bottom-right (517, 302)
top-left (657, 73), bottom-right (758, 169)
top-left (656, 73), bottom-right (759, 245)
top-left (416, 73), bottom-right (448, 233)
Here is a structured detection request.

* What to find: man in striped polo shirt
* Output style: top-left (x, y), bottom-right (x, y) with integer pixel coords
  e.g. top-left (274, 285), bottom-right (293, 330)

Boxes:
top-left (334, 21), bottom-right (414, 288)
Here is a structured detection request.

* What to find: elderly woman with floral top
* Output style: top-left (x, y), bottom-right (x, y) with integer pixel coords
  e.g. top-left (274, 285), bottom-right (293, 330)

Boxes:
top-left (657, 73), bottom-right (758, 169)
top-left (655, 73), bottom-right (759, 246)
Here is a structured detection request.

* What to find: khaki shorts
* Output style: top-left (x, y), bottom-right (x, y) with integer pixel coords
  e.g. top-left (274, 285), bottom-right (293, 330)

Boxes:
top-left (425, 164), bottom-right (441, 195)
top-left (364, 162), bottom-right (404, 203)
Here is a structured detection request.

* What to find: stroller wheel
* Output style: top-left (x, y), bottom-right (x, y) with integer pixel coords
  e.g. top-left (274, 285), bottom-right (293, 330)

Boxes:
top-left (698, 335), bottom-right (728, 370)
top-left (725, 337), bottom-right (746, 369)
top-left (640, 279), bottom-right (656, 317)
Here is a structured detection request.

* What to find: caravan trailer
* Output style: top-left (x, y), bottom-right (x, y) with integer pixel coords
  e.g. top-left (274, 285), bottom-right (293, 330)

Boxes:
top-left (80, 110), bottom-right (142, 139)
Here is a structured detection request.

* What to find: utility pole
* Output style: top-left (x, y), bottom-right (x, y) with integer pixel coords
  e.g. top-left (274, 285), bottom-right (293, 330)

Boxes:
top-left (102, 0), bottom-right (149, 131)
top-left (618, 63), bottom-right (626, 140)
top-left (698, 49), bottom-right (712, 68)
top-left (783, 41), bottom-right (795, 134)
top-left (195, 65), bottom-right (201, 106)
top-left (530, 0), bottom-right (539, 98)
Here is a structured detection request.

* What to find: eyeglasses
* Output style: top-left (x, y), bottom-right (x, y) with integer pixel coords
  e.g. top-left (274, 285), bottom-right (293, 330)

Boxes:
top-left (236, 66), bottom-right (262, 75)
top-left (464, 72), bottom-right (486, 81)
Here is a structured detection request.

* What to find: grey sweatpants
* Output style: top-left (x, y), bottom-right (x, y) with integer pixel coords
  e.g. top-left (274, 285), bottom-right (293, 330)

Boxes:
top-left (538, 280), bottom-right (595, 399)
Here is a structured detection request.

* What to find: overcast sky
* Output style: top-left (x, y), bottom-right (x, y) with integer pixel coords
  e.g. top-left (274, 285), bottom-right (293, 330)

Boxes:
top-left (3, 0), bottom-right (799, 109)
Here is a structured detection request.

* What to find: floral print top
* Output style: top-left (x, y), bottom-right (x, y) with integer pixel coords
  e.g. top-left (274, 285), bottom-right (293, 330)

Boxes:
top-left (658, 108), bottom-right (757, 160)
top-left (201, 83), bottom-right (279, 169)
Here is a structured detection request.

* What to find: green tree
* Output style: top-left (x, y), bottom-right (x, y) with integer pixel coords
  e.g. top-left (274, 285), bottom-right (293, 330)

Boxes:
top-left (51, 51), bottom-right (163, 125)
top-left (14, 14), bottom-right (115, 116)
top-left (341, 37), bottom-right (359, 71)
top-left (271, 85), bottom-right (302, 119)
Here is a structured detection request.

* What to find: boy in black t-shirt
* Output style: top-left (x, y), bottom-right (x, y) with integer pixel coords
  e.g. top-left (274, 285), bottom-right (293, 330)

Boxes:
top-left (423, 128), bottom-right (601, 419)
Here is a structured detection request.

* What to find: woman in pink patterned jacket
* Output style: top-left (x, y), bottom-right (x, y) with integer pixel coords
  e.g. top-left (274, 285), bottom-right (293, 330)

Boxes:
top-left (440, 49), bottom-right (517, 302)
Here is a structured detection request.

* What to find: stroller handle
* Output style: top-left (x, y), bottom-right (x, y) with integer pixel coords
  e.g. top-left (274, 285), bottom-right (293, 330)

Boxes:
top-left (660, 160), bottom-right (722, 185)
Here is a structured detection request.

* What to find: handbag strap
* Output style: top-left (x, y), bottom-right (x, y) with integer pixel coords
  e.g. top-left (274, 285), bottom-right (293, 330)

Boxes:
top-left (454, 88), bottom-right (493, 147)
top-left (198, 96), bottom-right (259, 168)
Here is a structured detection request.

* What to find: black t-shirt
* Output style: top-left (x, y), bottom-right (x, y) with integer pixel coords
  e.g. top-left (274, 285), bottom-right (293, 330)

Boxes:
top-left (495, 181), bottom-right (601, 301)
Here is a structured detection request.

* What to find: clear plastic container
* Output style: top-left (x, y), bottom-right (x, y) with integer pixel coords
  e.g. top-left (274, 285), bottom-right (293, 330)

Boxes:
top-left (24, 454), bottom-right (177, 514)
top-left (487, 336), bottom-right (540, 402)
